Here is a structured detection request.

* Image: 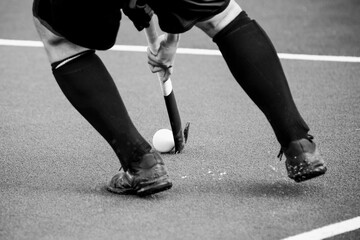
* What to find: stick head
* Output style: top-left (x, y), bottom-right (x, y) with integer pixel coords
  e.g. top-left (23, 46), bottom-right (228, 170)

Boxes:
top-left (174, 122), bottom-right (190, 154)
top-left (184, 122), bottom-right (190, 144)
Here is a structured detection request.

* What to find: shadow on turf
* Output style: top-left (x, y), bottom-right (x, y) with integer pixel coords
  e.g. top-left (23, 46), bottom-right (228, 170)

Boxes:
top-left (72, 184), bottom-right (172, 200)
top-left (238, 180), bottom-right (311, 198)
top-left (17, 178), bottom-right (323, 200)
top-left (171, 178), bottom-right (325, 199)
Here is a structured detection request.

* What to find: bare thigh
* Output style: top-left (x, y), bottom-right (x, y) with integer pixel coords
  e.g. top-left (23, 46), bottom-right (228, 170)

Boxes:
top-left (195, 0), bottom-right (242, 38)
top-left (33, 17), bottom-right (89, 63)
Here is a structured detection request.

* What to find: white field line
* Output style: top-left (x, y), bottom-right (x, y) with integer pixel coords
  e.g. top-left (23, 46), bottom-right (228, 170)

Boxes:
top-left (281, 216), bottom-right (360, 240)
top-left (1, 38), bottom-right (360, 63)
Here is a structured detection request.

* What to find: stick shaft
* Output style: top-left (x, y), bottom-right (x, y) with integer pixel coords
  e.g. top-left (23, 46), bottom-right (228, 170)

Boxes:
top-left (144, 21), bottom-right (185, 153)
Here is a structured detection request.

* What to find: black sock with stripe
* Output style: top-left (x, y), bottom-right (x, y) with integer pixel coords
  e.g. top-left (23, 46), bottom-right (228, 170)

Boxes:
top-left (213, 11), bottom-right (309, 147)
top-left (52, 50), bottom-right (151, 170)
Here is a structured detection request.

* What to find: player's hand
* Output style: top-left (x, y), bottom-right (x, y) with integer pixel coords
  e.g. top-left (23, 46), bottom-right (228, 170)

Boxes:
top-left (147, 34), bottom-right (179, 81)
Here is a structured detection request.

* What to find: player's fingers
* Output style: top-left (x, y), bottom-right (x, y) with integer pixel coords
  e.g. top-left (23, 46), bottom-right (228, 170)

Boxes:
top-left (147, 47), bottom-right (157, 57)
top-left (147, 49), bottom-right (171, 68)
top-left (147, 56), bottom-right (160, 66)
top-left (168, 66), bottom-right (173, 74)
top-left (162, 69), bottom-right (171, 81)
top-left (156, 67), bottom-right (172, 80)
top-left (148, 63), bottom-right (172, 81)
top-left (147, 49), bottom-right (162, 65)
top-left (148, 58), bottom-right (170, 70)
top-left (148, 64), bottom-right (163, 73)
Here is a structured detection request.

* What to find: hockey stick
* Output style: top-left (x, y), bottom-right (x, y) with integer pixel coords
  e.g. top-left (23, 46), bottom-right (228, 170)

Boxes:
top-left (144, 20), bottom-right (190, 153)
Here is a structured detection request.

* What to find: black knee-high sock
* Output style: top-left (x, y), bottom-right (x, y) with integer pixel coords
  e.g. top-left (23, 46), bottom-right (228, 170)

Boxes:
top-left (52, 50), bottom-right (151, 170)
top-left (213, 11), bottom-right (310, 148)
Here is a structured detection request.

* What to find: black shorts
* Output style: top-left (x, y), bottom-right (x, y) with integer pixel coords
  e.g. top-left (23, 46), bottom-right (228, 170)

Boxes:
top-left (33, 0), bottom-right (122, 50)
top-left (147, 0), bottom-right (230, 33)
top-left (33, 0), bottom-right (230, 49)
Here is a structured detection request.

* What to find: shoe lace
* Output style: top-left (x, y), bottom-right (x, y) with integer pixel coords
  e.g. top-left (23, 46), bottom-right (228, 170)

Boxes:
top-left (277, 134), bottom-right (314, 161)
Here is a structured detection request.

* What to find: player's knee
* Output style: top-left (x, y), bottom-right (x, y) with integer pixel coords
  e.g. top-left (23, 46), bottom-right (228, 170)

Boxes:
top-left (33, 17), bottom-right (89, 63)
top-left (33, 17), bottom-right (60, 46)
top-left (33, 4), bottom-right (91, 63)
top-left (51, 50), bottom-right (95, 70)
top-left (44, 38), bottom-right (89, 64)
top-left (195, 0), bottom-right (242, 38)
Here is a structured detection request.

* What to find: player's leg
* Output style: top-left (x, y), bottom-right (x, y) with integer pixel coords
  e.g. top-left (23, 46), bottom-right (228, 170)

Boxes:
top-left (195, 0), bottom-right (309, 146)
top-left (195, 0), bottom-right (326, 182)
top-left (32, 1), bottom-right (172, 195)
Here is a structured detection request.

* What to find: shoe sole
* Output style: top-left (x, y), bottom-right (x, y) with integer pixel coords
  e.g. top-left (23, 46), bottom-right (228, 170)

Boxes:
top-left (106, 176), bottom-right (172, 197)
top-left (286, 148), bottom-right (327, 183)
top-left (289, 165), bottom-right (327, 182)
top-left (137, 180), bottom-right (173, 197)
top-left (106, 185), bottom-right (136, 195)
